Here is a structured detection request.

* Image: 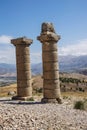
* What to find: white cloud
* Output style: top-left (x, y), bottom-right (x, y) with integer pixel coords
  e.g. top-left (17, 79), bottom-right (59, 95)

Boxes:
top-left (0, 45), bottom-right (16, 64)
top-left (30, 52), bottom-right (41, 63)
top-left (0, 36), bottom-right (87, 64)
top-left (0, 34), bottom-right (15, 64)
top-left (0, 35), bottom-right (13, 44)
top-left (59, 39), bottom-right (87, 56)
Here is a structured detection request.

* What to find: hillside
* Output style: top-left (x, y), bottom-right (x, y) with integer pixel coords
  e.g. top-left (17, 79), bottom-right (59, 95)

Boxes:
top-left (1, 73), bottom-right (87, 98)
top-left (32, 73), bottom-right (87, 94)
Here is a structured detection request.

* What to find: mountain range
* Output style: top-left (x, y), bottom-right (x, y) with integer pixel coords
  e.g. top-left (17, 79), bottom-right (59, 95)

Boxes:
top-left (0, 63), bottom-right (16, 76)
top-left (0, 55), bottom-right (87, 76)
top-left (59, 55), bottom-right (87, 73)
top-left (31, 55), bottom-right (87, 75)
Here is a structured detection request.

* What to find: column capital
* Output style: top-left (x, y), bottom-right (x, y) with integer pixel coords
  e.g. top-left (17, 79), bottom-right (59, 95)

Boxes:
top-left (11, 37), bottom-right (33, 46)
top-left (37, 33), bottom-right (60, 43)
top-left (37, 22), bottom-right (60, 43)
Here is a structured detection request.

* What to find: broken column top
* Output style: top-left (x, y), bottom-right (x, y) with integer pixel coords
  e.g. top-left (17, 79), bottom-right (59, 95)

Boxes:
top-left (41, 22), bottom-right (56, 34)
top-left (37, 22), bottom-right (60, 42)
top-left (11, 37), bottom-right (33, 46)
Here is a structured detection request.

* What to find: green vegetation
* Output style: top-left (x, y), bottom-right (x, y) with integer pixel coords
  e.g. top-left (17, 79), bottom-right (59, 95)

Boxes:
top-left (74, 101), bottom-right (85, 110)
top-left (35, 88), bottom-right (43, 93)
top-left (27, 97), bottom-right (34, 101)
top-left (74, 99), bottom-right (87, 111)
top-left (33, 88), bottom-right (43, 96)
top-left (78, 87), bottom-right (84, 92)
top-left (60, 77), bottom-right (87, 92)
top-left (63, 95), bottom-right (69, 99)
top-left (59, 77), bottom-right (81, 84)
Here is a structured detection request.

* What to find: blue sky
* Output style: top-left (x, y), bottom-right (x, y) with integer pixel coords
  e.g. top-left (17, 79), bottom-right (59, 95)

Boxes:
top-left (0, 0), bottom-right (87, 64)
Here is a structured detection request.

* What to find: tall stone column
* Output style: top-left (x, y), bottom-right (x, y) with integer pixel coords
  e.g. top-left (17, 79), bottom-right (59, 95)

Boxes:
top-left (37, 23), bottom-right (62, 103)
top-left (11, 37), bottom-right (33, 100)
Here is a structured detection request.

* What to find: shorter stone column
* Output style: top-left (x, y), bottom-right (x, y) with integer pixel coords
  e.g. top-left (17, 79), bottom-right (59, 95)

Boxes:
top-left (37, 22), bottom-right (62, 103)
top-left (11, 37), bottom-right (33, 100)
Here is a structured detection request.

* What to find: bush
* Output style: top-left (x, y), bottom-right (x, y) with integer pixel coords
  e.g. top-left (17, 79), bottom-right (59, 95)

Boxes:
top-left (35, 88), bottom-right (43, 93)
top-left (79, 87), bottom-right (83, 91)
top-left (27, 97), bottom-right (34, 101)
top-left (74, 101), bottom-right (85, 110)
top-left (63, 96), bottom-right (68, 99)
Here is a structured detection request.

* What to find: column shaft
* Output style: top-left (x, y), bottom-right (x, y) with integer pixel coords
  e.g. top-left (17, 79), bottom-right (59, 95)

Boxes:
top-left (16, 45), bottom-right (31, 97)
top-left (11, 37), bottom-right (33, 100)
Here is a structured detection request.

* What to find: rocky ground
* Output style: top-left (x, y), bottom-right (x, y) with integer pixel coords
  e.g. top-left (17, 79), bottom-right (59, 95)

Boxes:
top-left (0, 98), bottom-right (87, 130)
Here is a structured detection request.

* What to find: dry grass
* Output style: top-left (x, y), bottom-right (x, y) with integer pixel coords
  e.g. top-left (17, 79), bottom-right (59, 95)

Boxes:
top-left (0, 83), bottom-right (87, 100)
top-left (0, 84), bottom-right (17, 97)
top-left (62, 91), bottom-right (87, 98)
top-left (32, 75), bottom-right (43, 89)
top-left (0, 74), bottom-right (87, 99)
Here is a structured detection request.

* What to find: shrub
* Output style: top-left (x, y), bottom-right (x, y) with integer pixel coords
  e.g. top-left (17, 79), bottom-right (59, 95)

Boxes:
top-left (63, 96), bottom-right (68, 99)
top-left (84, 99), bottom-right (87, 111)
top-left (27, 97), bottom-right (34, 101)
top-left (79, 87), bottom-right (83, 91)
top-left (84, 98), bottom-right (87, 102)
top-left (35, 88), bottom-right (43, 93)
top-left (74, 101), bottom-right (85, 110)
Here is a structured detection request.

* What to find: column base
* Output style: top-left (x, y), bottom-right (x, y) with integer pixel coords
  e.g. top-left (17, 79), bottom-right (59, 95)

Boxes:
top-left (41, 98), bottom-right (62, 104)
top-left (12, 96), bottom-right (32, 101)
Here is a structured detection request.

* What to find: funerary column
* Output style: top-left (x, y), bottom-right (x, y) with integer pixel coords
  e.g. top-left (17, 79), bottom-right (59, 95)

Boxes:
top-left (37, 23), bottom-right (62, 103)
top-left (11, 37), bottom-right (33, 100)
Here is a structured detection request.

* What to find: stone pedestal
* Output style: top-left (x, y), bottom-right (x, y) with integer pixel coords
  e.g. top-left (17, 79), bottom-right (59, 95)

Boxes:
top-left (37, 23), bottom-right (62, 103)
top-left (11, 37), bottom-right (33, 100)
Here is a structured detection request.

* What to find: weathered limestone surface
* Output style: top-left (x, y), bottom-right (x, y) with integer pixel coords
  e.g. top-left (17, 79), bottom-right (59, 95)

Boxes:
top-left (37, 22), bottom-right (62, 103)
top-left (11, 37), bottom-right (33, 100)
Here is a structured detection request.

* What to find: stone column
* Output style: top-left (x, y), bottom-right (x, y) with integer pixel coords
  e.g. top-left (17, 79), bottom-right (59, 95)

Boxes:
top-left (37, 23), bottom-right (62, 103)
top-left (11, 37), bottom-right (33, 100)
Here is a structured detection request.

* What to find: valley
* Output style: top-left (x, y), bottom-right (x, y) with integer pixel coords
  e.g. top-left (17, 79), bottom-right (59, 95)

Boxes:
top-left (1, 73), bottom-right (87, 98)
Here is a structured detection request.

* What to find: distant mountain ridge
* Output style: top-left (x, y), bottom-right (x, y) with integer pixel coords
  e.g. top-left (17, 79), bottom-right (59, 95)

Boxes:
top-left (31, 55), bottom-right (87, 75)
top-left (59, 55), bottom-right (87, 72)
top-left (0, 63), bottom-right (16, 76)
top-left (0, 55), bottom-right (87, 76)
